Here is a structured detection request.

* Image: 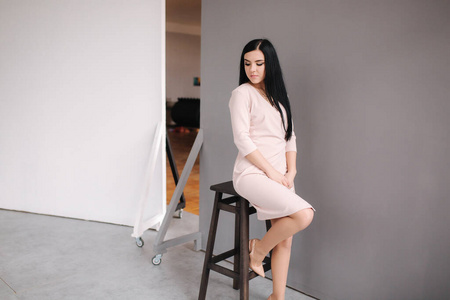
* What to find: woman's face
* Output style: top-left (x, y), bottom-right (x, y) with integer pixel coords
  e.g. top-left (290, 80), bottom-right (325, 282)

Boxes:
top-left (244, 50), bottom-right (265, 88)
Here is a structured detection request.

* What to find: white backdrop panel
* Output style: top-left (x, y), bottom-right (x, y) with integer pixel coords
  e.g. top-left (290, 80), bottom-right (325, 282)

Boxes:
top-left (0, 0), bottom-right (165, 226)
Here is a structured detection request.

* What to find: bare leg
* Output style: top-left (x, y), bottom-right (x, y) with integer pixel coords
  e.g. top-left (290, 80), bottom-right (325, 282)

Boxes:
top-left (268, 217), bottom-right (293, 300)
top-left (251, 208), bottom-right (314, 269)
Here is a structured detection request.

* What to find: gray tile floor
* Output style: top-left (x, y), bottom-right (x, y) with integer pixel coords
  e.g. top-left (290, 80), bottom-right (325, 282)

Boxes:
top-left (0, 209), bottom-right (314, 300)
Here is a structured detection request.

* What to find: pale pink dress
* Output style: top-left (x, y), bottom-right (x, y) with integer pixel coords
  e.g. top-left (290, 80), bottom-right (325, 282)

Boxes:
top-left (229, 83), bottom-right (314, 220)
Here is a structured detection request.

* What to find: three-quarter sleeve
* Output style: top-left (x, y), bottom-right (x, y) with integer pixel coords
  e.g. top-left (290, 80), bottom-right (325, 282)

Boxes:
top-left (285, 123), bottom-right (297, 152)
top-left (229, 89), bottom-right (258, 156)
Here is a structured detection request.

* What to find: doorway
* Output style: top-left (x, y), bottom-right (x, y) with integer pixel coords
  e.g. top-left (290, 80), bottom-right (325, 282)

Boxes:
top-left (165, 0), bottom-right (201, 215)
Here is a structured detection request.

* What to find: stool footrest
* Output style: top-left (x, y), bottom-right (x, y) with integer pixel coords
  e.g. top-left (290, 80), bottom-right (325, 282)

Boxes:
top-left (211, 249), bottom-right (236, 264)
top-left (218, 196), bottom-right (257, 215)
top-left (208, 259), bottom-right (270, 281)
top-left (218, 202), bottom-right (238, 214)
top-left (263, 256), bottom-right (272, 272)
top-left (209, 263), bottom-right (239, 280)
top-left (217, 202), bottom-right (258, 215)
top-left (208, 250), bottom-right (272, 281)
top-left (220, 196), bottom-right (240, 204)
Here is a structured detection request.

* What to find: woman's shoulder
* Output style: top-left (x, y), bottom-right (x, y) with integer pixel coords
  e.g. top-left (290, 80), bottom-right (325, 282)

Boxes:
top-left (229, 83), bottom-right (255, 108)
top-left (231, 83), bottom-right (254, 97)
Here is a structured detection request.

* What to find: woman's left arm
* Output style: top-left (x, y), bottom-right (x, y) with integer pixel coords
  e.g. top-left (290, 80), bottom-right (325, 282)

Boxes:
top-left (285, 122), bottom-right (297, 188)
top-left (285, 151), bottom-right (297, 188)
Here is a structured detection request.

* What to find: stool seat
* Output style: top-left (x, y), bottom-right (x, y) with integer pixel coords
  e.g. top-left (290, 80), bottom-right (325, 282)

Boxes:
top-left (198, 181), bottom-right (271, 300)
top-left (210, 181), bottom-right (239, 196)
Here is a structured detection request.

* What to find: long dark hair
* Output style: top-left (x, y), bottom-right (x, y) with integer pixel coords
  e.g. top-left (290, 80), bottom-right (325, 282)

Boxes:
top-left (239, 39), bottom-right (293, 141)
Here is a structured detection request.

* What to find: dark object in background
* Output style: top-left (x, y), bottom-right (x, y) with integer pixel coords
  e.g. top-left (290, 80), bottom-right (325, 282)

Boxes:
top-left (171, 98), bottom-right (200, 128)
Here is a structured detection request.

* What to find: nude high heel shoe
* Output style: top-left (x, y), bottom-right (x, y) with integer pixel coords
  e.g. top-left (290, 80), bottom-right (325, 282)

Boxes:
top-left (249, 239), bottom-right (265, 278)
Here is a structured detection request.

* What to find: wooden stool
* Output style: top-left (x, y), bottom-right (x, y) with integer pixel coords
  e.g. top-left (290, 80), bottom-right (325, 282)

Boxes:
top-left (198, 181), bottom-right (271, 300)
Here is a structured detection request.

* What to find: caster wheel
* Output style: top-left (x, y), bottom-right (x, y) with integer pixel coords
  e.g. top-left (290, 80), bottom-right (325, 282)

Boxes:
top-left (174, 209), bottom-right (183, 219)
top-left (152, 254), bottom-right (162, 265)
top-left (136, 237), bottom-right (144, 247)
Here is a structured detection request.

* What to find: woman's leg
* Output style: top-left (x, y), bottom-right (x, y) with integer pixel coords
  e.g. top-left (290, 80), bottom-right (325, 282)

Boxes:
top-left (251, 208), bottom-right (314, 269)
top-left (268, 218), bottom-right (293, 300)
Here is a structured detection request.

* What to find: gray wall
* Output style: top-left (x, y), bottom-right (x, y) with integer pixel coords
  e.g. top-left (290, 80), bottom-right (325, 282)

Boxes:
top-left (200, 1), bottom-right (450, 299)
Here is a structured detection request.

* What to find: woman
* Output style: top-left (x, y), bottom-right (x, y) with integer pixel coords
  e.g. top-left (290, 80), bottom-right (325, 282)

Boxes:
top-left (229, 39), bottom-right (315, 300)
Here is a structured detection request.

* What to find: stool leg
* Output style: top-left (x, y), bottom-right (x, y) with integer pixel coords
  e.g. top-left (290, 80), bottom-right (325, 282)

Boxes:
top-left (264, 220), bottom-right (273, 271)
top-left (239, 198), bottom-right (250, 300)
top-left (198, 192), bottom-right (222, 300)
top-left (233, 198), bottom-right (241, 290)
top-left (265, 219), bottom-right (272, 231)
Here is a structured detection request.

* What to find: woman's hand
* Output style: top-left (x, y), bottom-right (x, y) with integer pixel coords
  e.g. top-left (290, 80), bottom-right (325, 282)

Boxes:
top-left (244, 150), bottom-right (293, 188)
top-left (266, 168), bottom-right (290, 187)
top-left (284, 170), bottom-right (297, 189)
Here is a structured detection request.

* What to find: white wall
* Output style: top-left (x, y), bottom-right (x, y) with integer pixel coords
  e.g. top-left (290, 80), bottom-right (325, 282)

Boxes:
top-left (166, 31), bottom-right (201, 103)
top-left (0, 0), bottom-right (165, 226)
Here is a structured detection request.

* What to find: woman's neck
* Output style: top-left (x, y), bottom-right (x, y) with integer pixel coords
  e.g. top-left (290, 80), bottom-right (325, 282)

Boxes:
top-left (249, 82), bottom-right (265, 92)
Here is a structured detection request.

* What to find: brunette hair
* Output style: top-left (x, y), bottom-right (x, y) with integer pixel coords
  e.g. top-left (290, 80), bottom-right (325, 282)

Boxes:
top-left (239, 39), bottom-right (293, 141)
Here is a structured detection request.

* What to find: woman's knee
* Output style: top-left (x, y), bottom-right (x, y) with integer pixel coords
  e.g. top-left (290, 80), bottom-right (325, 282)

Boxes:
top-left (292, 208), bottom-right (314, 229)
top-left (302, 208), bottom-right (314, 226)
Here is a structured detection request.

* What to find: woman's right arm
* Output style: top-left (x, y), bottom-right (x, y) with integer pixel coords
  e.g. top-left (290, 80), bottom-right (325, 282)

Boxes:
top-left (245, 150), bottom-right (289, 187)
top-left (229, 89), bottom-right (289, 187)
